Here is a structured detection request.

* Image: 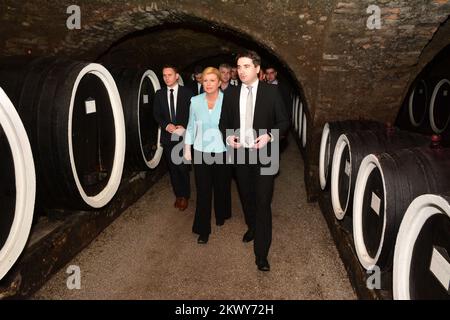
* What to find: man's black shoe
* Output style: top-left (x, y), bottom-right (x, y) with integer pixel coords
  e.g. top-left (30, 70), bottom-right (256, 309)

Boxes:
top-left (197, 234), bottom-right (209, 244)
top-left (256, 257), bottom-right (270, 272)
top-left (242, 229), bottom-right (254, 242)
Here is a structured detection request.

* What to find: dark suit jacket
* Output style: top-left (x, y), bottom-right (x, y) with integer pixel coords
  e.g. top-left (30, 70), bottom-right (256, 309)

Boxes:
top-left (187, 80), bottom-right (203, 96)
top-left (274, 80), bottom-right (293, 119)
top-left (220, 83), bottom-right (234, 93)
top-left (153, 85), bottom-right (193, 146)
top-left (219, 81), bottom-right (289, 157)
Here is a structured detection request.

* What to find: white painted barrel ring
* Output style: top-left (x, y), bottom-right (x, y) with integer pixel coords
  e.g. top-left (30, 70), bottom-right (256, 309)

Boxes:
top-left (393, 194), bottom-right (450, 300)
top-left (294, 96), bottom-right (299, 132)
top-left (138, 70), bottom-right (163, 169)
top-left (298, 101), bottom-right (303, 140)
top-left (331, 134), bottom-right (352, 220)
top-left (353, 154), bottom-right (387, 270)
top-left (319, 122), bottom-right (331, 190)
top-left (408, 79), bottom-right (428, 128)
top-left (429, 79), bottom-right (450, 134)
top-left (68, 63), bottom-right (126, 208)
top-left (302, 111), bottom-right (307, 148)
top-left (0, 87), bottom-right (36, 280)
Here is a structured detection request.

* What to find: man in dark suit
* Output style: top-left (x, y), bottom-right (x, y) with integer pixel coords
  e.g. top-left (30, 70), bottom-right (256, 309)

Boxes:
top-left (265, 66), bottom-right (292, 119)
top-left (230, 66), bottom-right (240, 86)
top-left (265, 66), bottom-right (293, 152)
top-left (153, 65), bottom-right (193, 211)
top-left (187, 65), bottom-right (204, 96)
top-left (219, 51), bottom-right (289, 271)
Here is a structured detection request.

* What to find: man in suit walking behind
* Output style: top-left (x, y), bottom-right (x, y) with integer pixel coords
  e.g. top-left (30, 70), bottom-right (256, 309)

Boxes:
top-left (220, 51), bottom-right (289, 271)
top-left (153, 65), bottom-right (193, 211)
top-left (187, 65), bottom-right (204, 96)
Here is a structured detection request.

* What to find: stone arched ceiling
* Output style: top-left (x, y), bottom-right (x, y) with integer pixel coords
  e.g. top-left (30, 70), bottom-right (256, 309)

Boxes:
top-left (1, 0), bottom-right (449, 128)
top-left (97, 26), bottom-right (246, 71)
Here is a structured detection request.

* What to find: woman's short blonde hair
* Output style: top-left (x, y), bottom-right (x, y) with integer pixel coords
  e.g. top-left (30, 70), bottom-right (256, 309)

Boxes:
top-left (202, 67), bottom-right (221, 81)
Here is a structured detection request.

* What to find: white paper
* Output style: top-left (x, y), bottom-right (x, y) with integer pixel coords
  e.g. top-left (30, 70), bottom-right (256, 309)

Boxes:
top-left (429, 246), bottom-right (450, 292)
top-left (370, 192), bottom-right (381, 216)
top-left (85, 99), bottom-right (96, 114)
top-left (345, 160), bottom-right (351, 177)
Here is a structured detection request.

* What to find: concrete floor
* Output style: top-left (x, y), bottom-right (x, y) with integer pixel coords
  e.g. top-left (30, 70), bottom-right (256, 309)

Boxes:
top-left (33, 137), bottom-right (356, 300)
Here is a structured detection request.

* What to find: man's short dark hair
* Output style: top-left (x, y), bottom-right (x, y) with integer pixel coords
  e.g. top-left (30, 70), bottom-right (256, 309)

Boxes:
top-left (194, 65), bottom-right (203, 75)
top-left (162, 64), bottom-right (178, 73)
top-left (265, 66), bottom-right (277, 72)
top-left (236, 50), bottom-right (261, 67)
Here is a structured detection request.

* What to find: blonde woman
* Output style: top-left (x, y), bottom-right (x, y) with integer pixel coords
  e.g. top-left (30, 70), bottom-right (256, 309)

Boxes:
top-left (184, 67), bottom-right (232, 244)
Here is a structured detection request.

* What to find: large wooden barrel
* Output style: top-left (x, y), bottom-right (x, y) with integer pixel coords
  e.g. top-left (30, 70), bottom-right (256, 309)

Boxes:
top-left (393, 193), bottom-right (450, 300)
top-left (331, 129), bottom-right (429, 220)
top-left (319, 120), bottom-right (385, 190)
top-left (0, 87), bottom-right (35, 280)
top-left (408, 79), bottom-right (429, 128)
top-left (429, 78), bottom-right (450, 134)
top-left (110, 68), bottom-right (163, 171)
top-left (353, 145), bottom-right (450, 271)
top-left (0, 57), bottom-right (126, 210)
